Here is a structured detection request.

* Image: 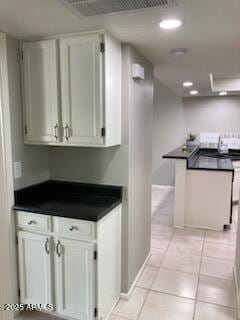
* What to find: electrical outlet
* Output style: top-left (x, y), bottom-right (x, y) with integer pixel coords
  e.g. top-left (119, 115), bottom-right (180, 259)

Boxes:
top-left (14, 162), bottom-right (22, 179)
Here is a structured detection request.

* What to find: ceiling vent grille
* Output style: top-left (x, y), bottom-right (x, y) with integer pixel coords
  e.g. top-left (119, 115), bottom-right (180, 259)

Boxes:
top-left (61, 0), bottom-right (178, 16)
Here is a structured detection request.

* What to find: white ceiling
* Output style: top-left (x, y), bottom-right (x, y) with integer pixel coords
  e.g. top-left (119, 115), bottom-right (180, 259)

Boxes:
top-left (0, 0), bottom-right (240, 97)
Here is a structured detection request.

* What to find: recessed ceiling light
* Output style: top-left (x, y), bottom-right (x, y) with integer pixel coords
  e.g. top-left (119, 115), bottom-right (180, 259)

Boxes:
top-left (171, 48), bottom-right (188, 57)
top-left (219, 91), bottom-right (228, 96)
top-left (190, 90), bottom-right (199, 95)
top-left (159, 19), bottom-right (182, 30)
top-left (183, 81), bottom-right (193, 87)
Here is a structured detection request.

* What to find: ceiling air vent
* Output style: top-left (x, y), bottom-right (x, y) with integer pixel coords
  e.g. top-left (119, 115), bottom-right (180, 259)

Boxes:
top-left (61, 0), bottom-right (178, 16)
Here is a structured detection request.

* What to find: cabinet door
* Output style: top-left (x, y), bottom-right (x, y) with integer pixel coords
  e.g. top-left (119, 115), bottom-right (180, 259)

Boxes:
top-left (18, 231), bottom-right (53, 305)
top-left (55, 238), bottom-right (95, 320)
top-left (22, 40), bottom-right (59, 143)
top-left (233, 168), bottom-right (240, 202)
top-left (60, 34), bottom-right (104, 146)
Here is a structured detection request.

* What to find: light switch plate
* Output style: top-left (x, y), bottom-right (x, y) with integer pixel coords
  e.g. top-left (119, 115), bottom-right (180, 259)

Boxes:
top-left (14, 162), bottom-right (22, 179)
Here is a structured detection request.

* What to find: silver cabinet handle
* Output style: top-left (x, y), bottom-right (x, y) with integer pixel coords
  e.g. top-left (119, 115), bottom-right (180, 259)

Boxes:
top-left (64, 124), bottom-right (70, 141)
top-left (45, 238), bottom-right (50, 255)
top-left (69, 226), bottom-right (78, 231)
top-left (54, 123), bottom-right (59, 140)
top-left (28, 220), bottom-right (36, 225)
top-left (56, 240), bottom-right (61, 257)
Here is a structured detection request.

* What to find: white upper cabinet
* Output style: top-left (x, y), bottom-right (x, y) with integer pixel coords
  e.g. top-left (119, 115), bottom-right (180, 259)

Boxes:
top-left (21, 31), bottom-right (122, 147)
top-left (22, 40), bottom-right (59, 143)
top-left (60, 34), bottom-right (103, 146)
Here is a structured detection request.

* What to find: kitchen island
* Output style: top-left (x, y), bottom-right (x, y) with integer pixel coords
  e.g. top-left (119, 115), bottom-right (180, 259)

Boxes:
top-left (163, 146), bottom-right (239, 230)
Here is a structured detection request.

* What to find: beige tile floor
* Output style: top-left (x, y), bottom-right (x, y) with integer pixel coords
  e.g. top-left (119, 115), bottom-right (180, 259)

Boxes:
top-left (111, 186), bottom-right (238, 320)
top-left (17, 185), bottom-right (238, 320)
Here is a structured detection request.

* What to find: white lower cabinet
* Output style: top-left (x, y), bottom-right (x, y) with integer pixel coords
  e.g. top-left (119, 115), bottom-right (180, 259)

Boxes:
top-left (18, 232), bottom-right (53, 305)
top-left (16, 205), bottom-right (121, 320)
top-left (55, 238), bottom-right (95, 320)
top-left (233, 161), bottom-right (240, 203)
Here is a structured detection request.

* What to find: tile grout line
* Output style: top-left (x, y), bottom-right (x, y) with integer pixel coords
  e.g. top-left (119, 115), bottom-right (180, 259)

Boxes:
top-left (194, 273), bottom-right (235, 283)
top-left (135, 213), bottom-right (175, 320)
top-left (145, 288), bottom-right (197, 302)
top-left (135, 286), bottom-right (237, 310)
top-left (137, 191), bottom-right (173, 320)
top-left (141, 264), bottom-right (236, 283)
top-left (192, 229), bottom-right (206, 320)
top-left (136, 192), bottom-right (173, 320)
top-left (197, 298), bottom-right (238, 311)
top-left (135, 289), bottom-right (151, 320)
top-left (134, 218), bottom-right (176, 319)
top-left (134, 286), bottom-right (238, 311)
top-left (158, 224), bottom-right (176, 269)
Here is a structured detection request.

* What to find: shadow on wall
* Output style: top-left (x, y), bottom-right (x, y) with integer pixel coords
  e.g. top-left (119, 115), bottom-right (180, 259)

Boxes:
top-left (49, 145), bottom-right (128, 186)
top-left (152, 78), bottom-right (186, 186)
top-left (152, 158), bottom-right (176, 186)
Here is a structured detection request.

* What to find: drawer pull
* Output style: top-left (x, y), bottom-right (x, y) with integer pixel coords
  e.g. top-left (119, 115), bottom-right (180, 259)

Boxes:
top-left (28, 220), bottom-right (36, 225)
top-left (69, 226), bottom-right (78, 231)
top-left (54, 123), bottom-right (59, 140)
top-left (64, 124), bottom-right (70, 141)
top-left (45, 238), bottom-right (50, 255)
top-left (56, 240), bottom-right (61, 258)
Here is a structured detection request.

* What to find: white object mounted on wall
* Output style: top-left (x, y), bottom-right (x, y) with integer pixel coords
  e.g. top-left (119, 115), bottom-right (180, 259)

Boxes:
top-left (14, 162), bottom-right (22, 179)
top-left (132, 64), bottom-right (145, 80)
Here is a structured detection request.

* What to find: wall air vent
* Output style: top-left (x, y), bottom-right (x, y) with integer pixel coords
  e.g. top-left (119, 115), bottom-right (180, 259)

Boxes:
top-left (60, 0), bottom-right (178, 16)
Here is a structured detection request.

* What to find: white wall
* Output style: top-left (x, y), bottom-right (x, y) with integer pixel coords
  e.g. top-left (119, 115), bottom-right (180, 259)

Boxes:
top-left (152, 79), bottom-right (186, 186)
top-left (183, 96), bottom-right (240, 141)
top-left (7, 37), bottom-right (50, 190)
top-left (125, 44), bottom-right (153, 289)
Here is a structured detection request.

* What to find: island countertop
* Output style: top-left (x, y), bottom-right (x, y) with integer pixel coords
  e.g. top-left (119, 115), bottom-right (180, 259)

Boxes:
top-left (187, 152), bottom-right (234, 172)
top-left (162, 145), bottom-right (199, 160)
top-left (163, 146), bottom-right (240, 172)
top-left (13, 180), bottom-right (122, 222)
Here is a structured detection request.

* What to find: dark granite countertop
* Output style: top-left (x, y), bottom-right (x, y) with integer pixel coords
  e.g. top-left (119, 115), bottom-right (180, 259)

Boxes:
top-left (228, 149), bottom-right (240, 161)
top-left (162, 146), bottom-right (240, 172)
top-left (13, 180), bottom-right (122, 222)
top-left (187, 149), bottom-right (234, 172)
top-left (162, 145), bottom-right (199, 160)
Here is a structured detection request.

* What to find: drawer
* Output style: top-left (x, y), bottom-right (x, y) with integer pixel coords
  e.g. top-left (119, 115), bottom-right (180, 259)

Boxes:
top-left (16, 211), bottom-right (51, 232)
top-left (53, 217), bottom-right (96, 240)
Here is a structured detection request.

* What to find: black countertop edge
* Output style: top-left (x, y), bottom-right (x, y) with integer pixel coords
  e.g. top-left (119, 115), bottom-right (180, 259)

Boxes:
top-left (162, 145), bottom-right (199, 160)
top-left (163, 146), bottom-right (239, 172)
top-left (13, 180), bottom-right (123, 222)
top-left (186, 166), bottom-right (234, 173)
top-left (13, 199), bottom-right (122, 222)
top-left (187, 148), bottom-right (234, 172)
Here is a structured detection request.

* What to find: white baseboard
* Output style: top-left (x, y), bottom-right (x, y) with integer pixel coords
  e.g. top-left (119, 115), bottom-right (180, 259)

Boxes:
top-left (120, 252), bottom-right (151, 300)
top-left (233, 266), bottom-right (240, 320)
